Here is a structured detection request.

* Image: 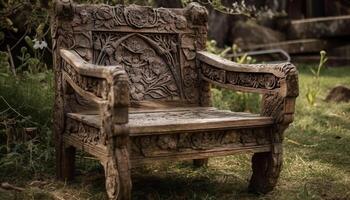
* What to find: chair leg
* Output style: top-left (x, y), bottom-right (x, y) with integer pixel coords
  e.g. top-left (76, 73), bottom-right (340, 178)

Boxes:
top-left (56, 141), bottom-right (63, 179)
top-left (193, 158), bottom-right (209, 168)
top-left (103, 147), bottom-right (132, 200)
top-left (62, 145), bottom-right (76, 181)
top-left (248, 144), bottom-right (283, 194)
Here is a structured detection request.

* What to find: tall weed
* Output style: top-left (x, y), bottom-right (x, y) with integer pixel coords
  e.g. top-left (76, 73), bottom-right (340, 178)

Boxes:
top-left (0, 57), bottom-right (54, 178)
top-left (305, 50), bottom-right (328, 106)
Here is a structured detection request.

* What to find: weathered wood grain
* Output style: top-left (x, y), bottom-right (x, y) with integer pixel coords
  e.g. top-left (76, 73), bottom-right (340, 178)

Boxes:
top-left (66, 107), bottom-right (274, 136)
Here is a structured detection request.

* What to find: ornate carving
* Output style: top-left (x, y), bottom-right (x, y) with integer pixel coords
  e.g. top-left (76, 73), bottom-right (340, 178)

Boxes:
top-left (52, 1), bottom-right (297, 199)
top-left (227, 71), bottom-right (279, 90)
top-left (184, 2), bottom-right (208, 26)
top-left (200, 63), bottom-right (281, 91)
top-left (102, 148), bottom-right (131, 200)
top-left (53, 1), bottom-right (209, 105)
top-left (201, 63), bottom-right (226, 83)
top-left (180, 33), bottom-right (200, 103)
top-left (62, 60), bottom-right (109, 99)
top-left (90, 4), bottom-right (187, 31)
top-left (131, 128), bottom-right (270, 158)
top-left (103, 159), bottom-right (120, 200)
top-left (65, 117), bottom-right (104, 145)
top-left (93, 32), bottom-right (181, 101)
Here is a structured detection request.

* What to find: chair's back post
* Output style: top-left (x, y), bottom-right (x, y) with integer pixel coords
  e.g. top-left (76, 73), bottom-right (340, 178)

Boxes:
top-left (51, 0), bottom-right (74, 179)
top-left (183, 3), bottom-right (211, 107)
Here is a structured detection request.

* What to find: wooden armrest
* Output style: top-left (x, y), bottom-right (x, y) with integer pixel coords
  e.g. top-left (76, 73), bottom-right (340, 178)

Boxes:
top-left (196, 51), bottom-right (299, 127)
top-left (60, 49), bottom-right (129, 162)
top-left (196, 51), bottom-right (298, 97)
top-left (60, 49), bottom-right (125, 81)
top-left (60, 49), bottom-right (129, 126)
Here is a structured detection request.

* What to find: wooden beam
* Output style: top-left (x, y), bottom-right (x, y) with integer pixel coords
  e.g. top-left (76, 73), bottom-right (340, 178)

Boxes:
top-left (241, 39), bottom-right (330, 54)
top-left (289, 15), bottom-right (350, 39)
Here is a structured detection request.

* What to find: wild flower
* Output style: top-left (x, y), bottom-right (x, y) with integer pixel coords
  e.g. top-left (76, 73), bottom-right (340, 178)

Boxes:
top-left (32, 39), bottom-right (48, 50)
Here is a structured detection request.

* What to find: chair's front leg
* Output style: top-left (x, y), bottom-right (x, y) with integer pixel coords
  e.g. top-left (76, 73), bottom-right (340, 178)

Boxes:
top-left (249, 69), bottom-right (298, 194)
top-left (249, 145), bottom-right (283, 194)
top-left (196, 50), bottom-right (299, 194)
top-left (248, 95), bottom-right (289, 193)
top-left (103, 140), bottom-right (131, 200)
top-left (101, 70), bottom-right (131, 200)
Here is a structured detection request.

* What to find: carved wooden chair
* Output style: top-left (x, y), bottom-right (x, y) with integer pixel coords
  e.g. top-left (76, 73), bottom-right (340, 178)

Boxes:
top-left (51, 0), bottom-right (299, 199)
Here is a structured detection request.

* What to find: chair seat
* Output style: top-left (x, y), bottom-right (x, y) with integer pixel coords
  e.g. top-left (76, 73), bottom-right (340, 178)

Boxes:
top-left (67, 107), bottom-right (273, 136)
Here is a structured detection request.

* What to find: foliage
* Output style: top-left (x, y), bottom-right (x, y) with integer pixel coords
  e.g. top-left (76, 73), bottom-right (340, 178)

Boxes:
top-left (305, 50), bottom-right (328, 106)
top-left (184, 0), bottom-right (256, 17)
top-left (0, 0), bottom-right (51, 78)
top-left (0, 65), bottom-right (54, 178)
top-left (0, 51), bottom-right (11, 77)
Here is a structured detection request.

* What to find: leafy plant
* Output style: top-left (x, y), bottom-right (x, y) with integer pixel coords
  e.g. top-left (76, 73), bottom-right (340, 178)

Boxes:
top-left (0, 51), bottom-right (11, 77)
top-left (0, 69), bottom-right (54, 178)
top-left (305, 50), bottom-right (328, 106)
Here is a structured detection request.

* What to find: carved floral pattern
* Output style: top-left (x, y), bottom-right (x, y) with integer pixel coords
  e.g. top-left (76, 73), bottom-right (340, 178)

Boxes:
top-left (62, 60), bottom-right (109, 99)
top-left (65, 117), bottom-right (104, 145)
top-left (91, 4), bottom-right (187, 31)
top-left (201, 63), bottom-right (281, 90)
top-left (201, 63), bottom-right (226, 83)
top-left (53, 2), bottom-right (208, 104)
top-left (180, 34), bottom-right (201, 103)
top-left (93, 32), bottom-right (181, 101)
top-left (131, 128), bottom-right (270, 158)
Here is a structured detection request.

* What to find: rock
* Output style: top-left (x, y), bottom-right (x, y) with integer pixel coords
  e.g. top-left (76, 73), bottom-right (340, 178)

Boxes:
top-left (208, 10), bottom-right (238, 47)
top-left (325, 85), bottom-right (350, 103)
top-left (207, 1), bottom-right (289, 48)
top-left (230, 20), bottom-right (286, 48)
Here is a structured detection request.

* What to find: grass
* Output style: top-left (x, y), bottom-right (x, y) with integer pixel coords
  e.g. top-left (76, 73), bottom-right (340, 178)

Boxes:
top-left (0, 65), bottom-right (350, 199)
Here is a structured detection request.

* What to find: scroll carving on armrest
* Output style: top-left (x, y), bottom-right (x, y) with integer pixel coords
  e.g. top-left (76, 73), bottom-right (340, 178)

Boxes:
top-left (196, 51), bottom-right (299, 127)
top-left (196, 51), bottom-right (298, 97)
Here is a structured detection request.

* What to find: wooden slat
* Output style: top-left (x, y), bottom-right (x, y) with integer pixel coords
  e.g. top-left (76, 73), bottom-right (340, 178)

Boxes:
top-left (60, 49), bottom-right (122, 79)
top-left (241, 39), bottom-right (330, 54)
top-left (63, 134), bottom-right (271, 167)
top-left (66, 107), bottom-right (274, 135)
top-left (196, 51), bottom-right (291, 78)
top-left (290, 15), bottom-right (350, 39)
top-left (64, 135), bottom-right (107, 160)
top-left (131, 145), bottom-right (271, 166)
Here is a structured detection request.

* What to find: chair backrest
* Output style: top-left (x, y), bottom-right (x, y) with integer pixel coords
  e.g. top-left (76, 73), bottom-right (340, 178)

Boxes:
top-left (52, 0), bottom-right (209, 107)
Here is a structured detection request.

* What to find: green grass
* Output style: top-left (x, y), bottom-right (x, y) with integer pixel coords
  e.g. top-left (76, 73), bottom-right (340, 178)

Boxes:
top-left (0, 72), bottom-right (55, 181)
top-left (0, 66), bottom-right (350, 199)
